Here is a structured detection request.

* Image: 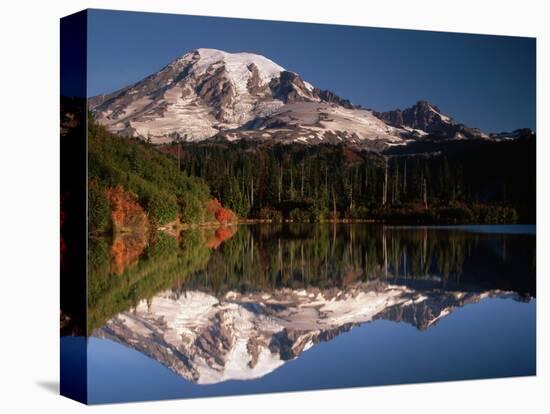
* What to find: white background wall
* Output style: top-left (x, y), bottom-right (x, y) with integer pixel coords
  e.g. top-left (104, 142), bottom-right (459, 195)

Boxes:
top-left (0, 0), bottom-right (547, 411)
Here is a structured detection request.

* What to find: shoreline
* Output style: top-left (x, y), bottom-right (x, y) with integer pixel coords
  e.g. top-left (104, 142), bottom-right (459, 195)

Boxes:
top-left (159, 218), bottom-right (532, 232)
top-left (92, 219), bottom-right (534, 240)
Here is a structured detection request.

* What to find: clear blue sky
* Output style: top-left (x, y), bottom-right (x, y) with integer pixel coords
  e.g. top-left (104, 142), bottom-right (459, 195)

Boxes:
top-left (86, 9), bottom-right (535, 133)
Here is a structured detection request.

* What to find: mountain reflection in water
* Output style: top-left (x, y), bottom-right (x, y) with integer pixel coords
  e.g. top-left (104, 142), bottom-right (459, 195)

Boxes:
top-left (88, 224), bottom-right (535, 386)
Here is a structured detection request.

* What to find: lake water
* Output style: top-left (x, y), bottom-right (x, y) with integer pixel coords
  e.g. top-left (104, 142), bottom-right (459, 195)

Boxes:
top-left (67, 224), bottom-right (536, 404)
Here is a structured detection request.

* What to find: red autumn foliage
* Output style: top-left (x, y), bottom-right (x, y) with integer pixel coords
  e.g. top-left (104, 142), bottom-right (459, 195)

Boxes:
top-left (216, 207), bottom-right (237, 224)
top-left (206, 198), bottom-right (238, 224)
top-left (106, 186), bottom-right (149, 232)
top-left (205, 225), bottom-right (238, 249)
top-left (110, 233), bottom-right (148, 275)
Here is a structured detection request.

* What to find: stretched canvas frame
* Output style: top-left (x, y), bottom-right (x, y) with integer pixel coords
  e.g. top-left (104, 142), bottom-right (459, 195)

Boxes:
top-left (60, 9), bottom-right (536, 405)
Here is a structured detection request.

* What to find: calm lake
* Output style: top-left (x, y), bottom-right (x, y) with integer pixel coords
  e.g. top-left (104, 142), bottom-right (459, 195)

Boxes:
top-left (68, 224), bottom-right (536, 403)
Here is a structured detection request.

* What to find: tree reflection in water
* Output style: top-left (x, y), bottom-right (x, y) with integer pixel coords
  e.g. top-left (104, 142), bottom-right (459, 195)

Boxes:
top-left (87, 224), bottom-right (535, 335)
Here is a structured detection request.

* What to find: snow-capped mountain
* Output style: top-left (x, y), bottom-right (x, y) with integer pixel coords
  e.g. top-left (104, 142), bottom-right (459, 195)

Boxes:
top-left (89, 48), bottom-right (414, 146)
top-left (90, 48), bottom-right (288, 142)
top-left (94, 283), bottom-right (516, 384)
top-left (89, 48), bottom-right (527, 147)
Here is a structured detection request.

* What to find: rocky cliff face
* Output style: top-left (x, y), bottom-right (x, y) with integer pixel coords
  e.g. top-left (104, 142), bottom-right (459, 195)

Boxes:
top-left (375, 100), bottom-right (453, 131)
top-left (373, 100), bottom-right (491, 140)
top-left (94, 283), bottom-right (513, 384)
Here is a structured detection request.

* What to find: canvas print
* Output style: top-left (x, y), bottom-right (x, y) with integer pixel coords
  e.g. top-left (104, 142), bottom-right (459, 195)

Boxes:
top-left (60, 9), bottom-right (536, 404)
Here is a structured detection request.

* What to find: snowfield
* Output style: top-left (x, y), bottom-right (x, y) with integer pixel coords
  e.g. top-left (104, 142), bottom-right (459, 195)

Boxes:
top-left (188, 48), bottom-right (285, 94)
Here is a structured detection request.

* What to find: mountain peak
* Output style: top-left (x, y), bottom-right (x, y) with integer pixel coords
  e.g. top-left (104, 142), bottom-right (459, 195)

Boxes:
top-left (182, 48), bottom-right (286, 84)
top-left (194, 47), bottom-right (226, 55)
top-left (374, 100), bottom-right (454, 134)
top-left (192, 47), bottom-right (274, 60)
top-left (415, 99), bottom-right (437, 112)
top-left (414, 100), bottom-right (451, 122)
